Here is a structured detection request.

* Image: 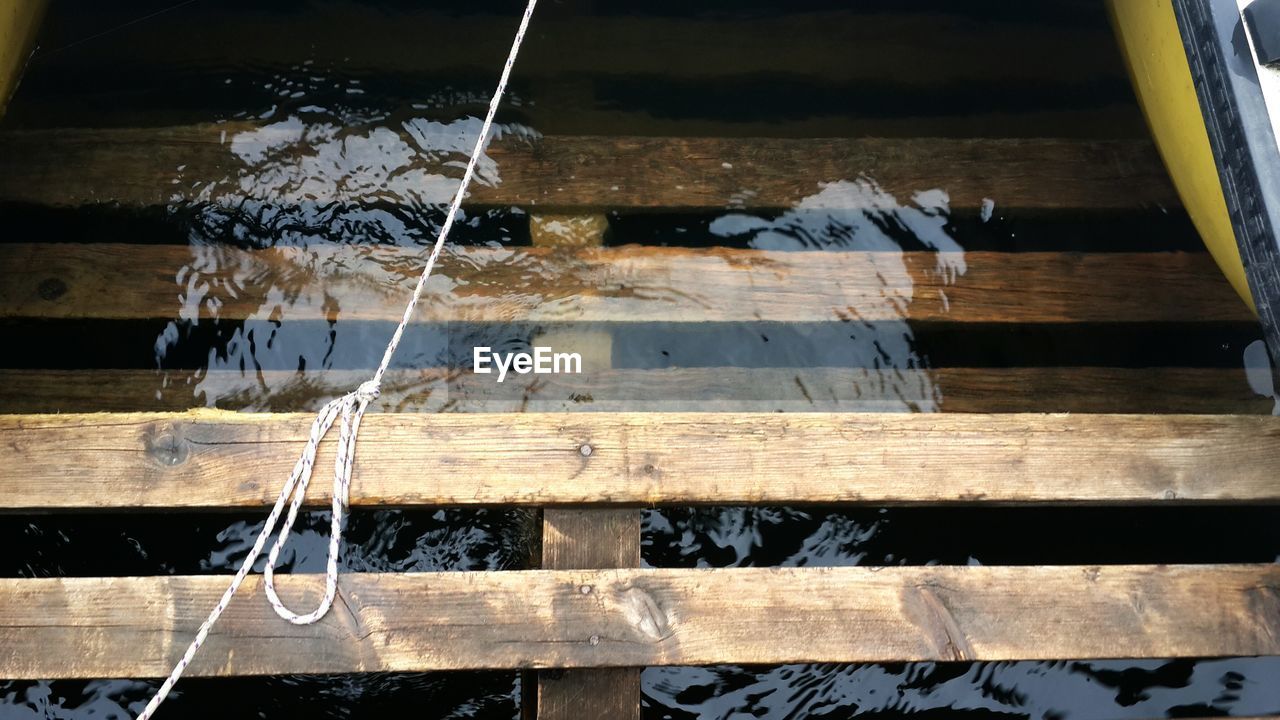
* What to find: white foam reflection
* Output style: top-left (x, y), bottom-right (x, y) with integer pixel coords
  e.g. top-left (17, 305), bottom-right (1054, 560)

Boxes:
top-left (706, 178), bottom-right (966, 413)
top-left (157, 113), bottom-right (538, 405)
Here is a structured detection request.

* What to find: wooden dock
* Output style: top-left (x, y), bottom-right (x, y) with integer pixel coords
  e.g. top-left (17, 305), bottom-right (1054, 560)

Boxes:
top-left (2, 2), bottom-right (1278, 718)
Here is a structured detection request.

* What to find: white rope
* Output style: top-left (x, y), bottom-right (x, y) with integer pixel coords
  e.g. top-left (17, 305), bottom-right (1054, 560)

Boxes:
top-left (134, 1), bottom-right (539, 715)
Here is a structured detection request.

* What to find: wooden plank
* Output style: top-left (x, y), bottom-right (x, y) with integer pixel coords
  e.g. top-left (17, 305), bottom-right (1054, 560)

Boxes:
top-left (3, 564), bottom-right (1279, 679)
top-left (3, 412), bottom-right (1280, 510)
top-left (0, 244), bottom-right (1248, 324)
top-left (0, 130), bottom-right (1175, 210)
top-left (538, 510), bottom-right (641, 720)
top-left (528, 204), bottom-right (641, 720)
top-left (541, 510), bottom-right (640, 573)
top-left (0, 367), bottom-right (1268, 415)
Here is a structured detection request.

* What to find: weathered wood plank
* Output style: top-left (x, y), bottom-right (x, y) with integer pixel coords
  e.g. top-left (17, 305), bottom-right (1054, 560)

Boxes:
top-left (0, 244), bottom-right (1247, 323)
top-left (541, 510), bottom-right (640, 577)
top-left (2, 412), bottom-right (1279, 510)
top-left (0, 130), bottom-right (1175, 210)
top-left (0, 367), bottom-right (1268, 415)
top-left (3, 565), bottom-right (1278, 679)
top-left (538, 510), bottom-right (642, 720)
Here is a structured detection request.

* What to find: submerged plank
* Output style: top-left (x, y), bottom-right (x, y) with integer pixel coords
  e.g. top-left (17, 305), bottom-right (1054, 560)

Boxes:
top-left (3, 564), bottom-right (1278, 679)
top-left (0, 129), bottom-right (1174, 210)
top-left (26, 9), bottom-right (1126, 88)
top-left (0, 244), bottom-right (1247, 323)
top-left (2, 412), bottom-right (1279, 510)
top-left (0, 367), bottom-right (1268, 415)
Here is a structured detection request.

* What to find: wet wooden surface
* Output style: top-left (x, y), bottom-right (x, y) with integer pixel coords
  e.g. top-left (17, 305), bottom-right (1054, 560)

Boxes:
top-left (0, 129), bottom-right (1175, 210)
top-left (0, 244), bottom-right (1248, 323)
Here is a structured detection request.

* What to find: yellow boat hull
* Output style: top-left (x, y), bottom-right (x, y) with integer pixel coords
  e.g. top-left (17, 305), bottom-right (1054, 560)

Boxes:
top-left (1108, 0), bottom-right (1255, 311)
top-left (0, 0), bottom-right (46, 118)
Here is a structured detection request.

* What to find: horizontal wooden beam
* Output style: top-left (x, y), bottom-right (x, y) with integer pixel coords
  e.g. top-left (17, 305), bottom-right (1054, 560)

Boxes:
top-left (0, 367), bottom-right (1268, 415)
top-left (0, 244), bottom-right (1247, 323)
top-left (0, 129), bottom-right (1174, 210)
top-left (3, 564), bottom-right (1277, 679)
top-left (3, 412), bottom-right (1278, 510)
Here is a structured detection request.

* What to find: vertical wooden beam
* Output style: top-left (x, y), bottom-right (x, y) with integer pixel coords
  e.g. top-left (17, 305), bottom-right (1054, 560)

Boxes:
top-left (524, 114), bottom-right (639, 713)
top-left (526, 33), bottom-right (634, 707)
top-left (536, 508), bottom-right (642, 720)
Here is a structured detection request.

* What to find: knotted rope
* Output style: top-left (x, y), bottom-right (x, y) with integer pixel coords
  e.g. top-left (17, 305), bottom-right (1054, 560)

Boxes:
top-left (135, 1), bottom-right (539, 715)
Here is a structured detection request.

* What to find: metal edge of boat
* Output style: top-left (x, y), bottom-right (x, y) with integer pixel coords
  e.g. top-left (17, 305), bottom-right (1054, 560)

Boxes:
top-left (1110, 0), bottom-right (1280, 360)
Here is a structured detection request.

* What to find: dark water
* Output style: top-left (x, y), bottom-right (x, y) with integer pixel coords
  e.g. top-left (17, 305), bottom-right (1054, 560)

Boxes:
top-left (2, 0), bottom-right (1279, 717)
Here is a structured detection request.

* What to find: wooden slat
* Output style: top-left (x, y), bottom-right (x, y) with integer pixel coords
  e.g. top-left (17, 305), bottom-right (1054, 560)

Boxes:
top-left (3, 565), bottom-right (1278, 679)
top-left (541, 510), bottom-right (641, 574)
top-left (0, 129), bottom-right (1175, 210)
top-left (0, 244), bottom-right (1247, 323)
top-left (3, 412), bottom-right (1279, 510)
top-left (0, 367), bottom-right (1268, 415)
top-left (538, 510), bottom-right (642, 720)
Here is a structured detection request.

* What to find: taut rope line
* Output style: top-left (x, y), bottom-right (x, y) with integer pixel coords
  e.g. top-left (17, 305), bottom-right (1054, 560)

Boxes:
top-left (134, 1), bottom-right (540, 715)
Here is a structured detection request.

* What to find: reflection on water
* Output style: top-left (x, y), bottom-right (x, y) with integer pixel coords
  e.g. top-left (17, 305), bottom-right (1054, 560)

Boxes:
top-left (179, 114), bottom-right (536, 248)
top-left (0, 673), bottom-right (520, 719)
top-left (156, 173), bottom-right (965, 413)
top-left (158, 107), bottom-right (536, 406)
top-left (644, 659), bottom-right (1280, 719)
top-left (702, 178), bottom-right (967, 412)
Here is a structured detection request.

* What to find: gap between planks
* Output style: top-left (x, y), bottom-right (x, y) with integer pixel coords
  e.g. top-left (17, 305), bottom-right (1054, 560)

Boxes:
top-left (3, 564), bottom-right (1279, 679)
top-left (0, 367), bottom-right (1269, 415)
top-left (2, 412), bottom-right (1279, 510)
top-left (0, 244), bottom-right (1249, 324)
top-left (0, 130), bottom-right (1175, 210)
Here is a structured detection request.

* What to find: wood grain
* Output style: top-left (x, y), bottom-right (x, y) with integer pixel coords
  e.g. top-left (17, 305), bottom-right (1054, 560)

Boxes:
top-left (0, 129), bottom-right (1175, 210)
top-left (3, 565), bottom-right (1278, 679)
top-left (0, 244), bottom-right (1248, 323)
top-left (0, 367), bottom-right (1268, 416)
top-left (528, 198), bottom-right (643, 720)
top-left (539, 511), bottom-right (642, 720)
top-left (3, 411), bottom-right (1279, 510)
